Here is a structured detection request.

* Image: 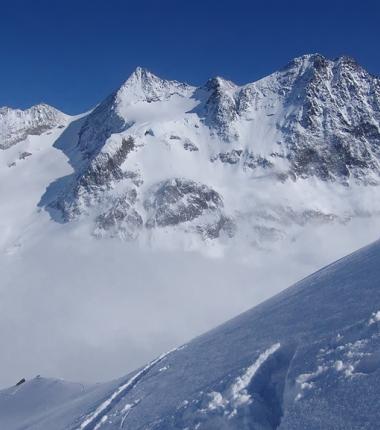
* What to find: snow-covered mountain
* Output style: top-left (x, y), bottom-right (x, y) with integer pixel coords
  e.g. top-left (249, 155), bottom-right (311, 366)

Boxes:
top-left (2, 53), bottom-right (380, 389)
top-left (1, 239), bottom-right (380, 429)
top-left (48, 55), bottom-right (380, 245)
top-left (2, 54), bottom-right (380, 248)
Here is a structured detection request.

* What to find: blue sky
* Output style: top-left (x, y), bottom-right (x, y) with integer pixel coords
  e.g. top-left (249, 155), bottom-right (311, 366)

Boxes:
top-left (1, 0), bottom-right (379, 114)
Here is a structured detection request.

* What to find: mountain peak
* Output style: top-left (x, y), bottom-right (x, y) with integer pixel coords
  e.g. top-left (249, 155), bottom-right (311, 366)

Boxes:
top-left (33, 102), bottom-right (59, 111)
top-left (115, 67), bottom-right (193, 105)
top-left (283, 53), bottom-right (329, 73)
top-left (294, 53), bottom-right (326, 62)
top-left (205, 76), bottom-right (238, 92)
top-left (127, 66), bottom-right (159, 83)
top-left (334, 55), bottom-right (363, 72)
top-left (118, 66), bottom-right (167, 97)
top-left (284, 53), bottom-right (365, 75)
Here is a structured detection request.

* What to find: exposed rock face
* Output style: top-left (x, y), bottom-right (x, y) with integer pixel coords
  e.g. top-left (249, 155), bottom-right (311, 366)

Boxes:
top-left (77, 137), bottom-right (136, 189)
top-left (0, 103), bottom-right (67, 149)
top-left (280, 55), bottom-right (380, 183)
top-left (19, 151), bottom-right (32, 160)
top-left (76, 94), bottom-right (127, 160)
top-left (212, 149), bottom-right (243, 165)
top-left (51, 137), bottom-right (140, 221)
top-left (195, 54), bottom-right (380, 183)
top-left (212, 150), bottom-right (274, 170)
top-left (183, 139), bottom-right (199, 152)
top-left (144, 178), bottom-right (234, 239)
top-left (196, 77), bottom-right (240, 140)
top-left (94, 192), bottom-right (143, 240)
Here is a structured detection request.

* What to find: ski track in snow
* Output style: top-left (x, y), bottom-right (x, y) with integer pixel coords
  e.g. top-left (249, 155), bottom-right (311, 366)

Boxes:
top-left (75, 349), bottom-right (176, 430)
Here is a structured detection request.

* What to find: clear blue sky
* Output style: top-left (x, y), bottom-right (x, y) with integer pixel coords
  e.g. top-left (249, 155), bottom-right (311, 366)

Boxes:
top-left (1, 0), bottom-right (379, 114)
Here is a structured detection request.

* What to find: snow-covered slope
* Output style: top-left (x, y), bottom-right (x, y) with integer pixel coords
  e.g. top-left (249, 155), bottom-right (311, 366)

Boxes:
top-left (2, 239), bottom-right (380, 429)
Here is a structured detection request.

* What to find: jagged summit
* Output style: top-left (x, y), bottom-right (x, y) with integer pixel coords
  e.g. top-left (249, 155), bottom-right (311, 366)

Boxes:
top-left (116, 66), bottom-right (194, 105)
top-left (283, 53), bottom-right (365, 77)
top-left (204, 76), bottom-right (238, 91)
top-left (290, 52), bottom-right (326, 63)
top-left (280, 53), bottom-right (327, 72)
top-left (126, 65), bottom-right (160, 82)
top-left (335, 54), bottom-right (358, 65)
top-left (122, 66), bottom-right (163, 90)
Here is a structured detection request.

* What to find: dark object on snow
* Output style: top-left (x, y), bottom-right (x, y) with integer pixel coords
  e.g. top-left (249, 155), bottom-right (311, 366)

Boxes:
top-left (15, 378), bottom-right (26, 387)
top-left (19, 151), bottom-right (32, 160)
top-left (144, 128), bottom-right (154, 136)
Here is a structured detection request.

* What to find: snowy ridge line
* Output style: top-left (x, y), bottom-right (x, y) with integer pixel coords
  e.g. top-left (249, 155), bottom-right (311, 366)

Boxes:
top-left (74, 348), bottom-right (176, 430)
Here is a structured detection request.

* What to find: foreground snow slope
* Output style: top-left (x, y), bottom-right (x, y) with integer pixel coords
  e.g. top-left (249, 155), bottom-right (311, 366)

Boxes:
top-left (2, 239), bottom-right (380, 429)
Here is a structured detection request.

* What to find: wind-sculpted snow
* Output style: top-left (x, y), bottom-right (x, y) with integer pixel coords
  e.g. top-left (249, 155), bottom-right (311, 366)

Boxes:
top-left (2, 240), bottom-right (380, 429)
